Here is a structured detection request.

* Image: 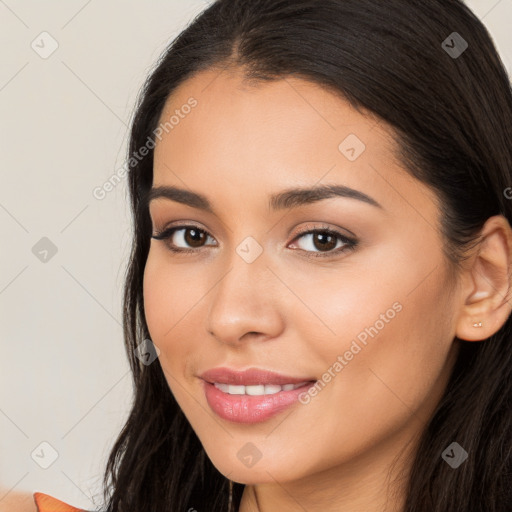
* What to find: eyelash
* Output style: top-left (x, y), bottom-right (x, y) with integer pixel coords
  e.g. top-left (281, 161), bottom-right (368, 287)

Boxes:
top-left (151, 223), bottom-right (358, 260)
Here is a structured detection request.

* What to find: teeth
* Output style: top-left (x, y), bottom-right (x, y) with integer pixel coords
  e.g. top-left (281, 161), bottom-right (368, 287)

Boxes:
top-left (213, 382), bottom-right (309, 395)
top-left (263, 384), bottom-right (282, 395)
top-left (246, 385), bottom-right (265, 395)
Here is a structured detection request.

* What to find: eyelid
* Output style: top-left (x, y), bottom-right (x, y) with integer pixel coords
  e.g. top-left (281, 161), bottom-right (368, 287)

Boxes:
top-left (153, 219), bottom-right (205, 234)
top-left (292, 222), bottom-right (356, 240)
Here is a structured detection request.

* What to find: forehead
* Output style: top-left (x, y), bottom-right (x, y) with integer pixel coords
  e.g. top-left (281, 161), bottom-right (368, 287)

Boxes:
top-left (151, 67), bottom-right (437, 219)
top-left (155, 67), bottom-right (395, 161)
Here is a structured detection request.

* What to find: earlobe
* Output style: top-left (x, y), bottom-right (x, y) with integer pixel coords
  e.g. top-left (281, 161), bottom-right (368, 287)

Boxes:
top-left (455, 215), bottom-right (512, 342)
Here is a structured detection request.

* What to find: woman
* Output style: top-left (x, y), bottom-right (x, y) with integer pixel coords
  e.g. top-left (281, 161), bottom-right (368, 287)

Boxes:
top-left (34, 0), bottom-right (512, 510)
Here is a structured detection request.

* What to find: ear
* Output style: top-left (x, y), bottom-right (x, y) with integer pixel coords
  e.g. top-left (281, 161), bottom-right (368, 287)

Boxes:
top-left (455, 215), bottom-right (512, 342)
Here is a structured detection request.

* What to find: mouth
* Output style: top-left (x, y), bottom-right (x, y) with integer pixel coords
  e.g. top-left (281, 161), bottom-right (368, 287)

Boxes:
top-left (199, 367), bottom-right (318, 424)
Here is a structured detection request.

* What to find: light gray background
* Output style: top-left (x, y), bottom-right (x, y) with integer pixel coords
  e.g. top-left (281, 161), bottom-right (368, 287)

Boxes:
top-left (0, 0), bottom-right (510, 510)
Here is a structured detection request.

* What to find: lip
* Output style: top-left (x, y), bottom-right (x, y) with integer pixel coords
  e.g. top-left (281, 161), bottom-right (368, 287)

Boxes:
top-left (199, 367), bottom-right (317, 424)
top-left (202, 380), bottom-right (316, 424)
top-left (199, 367), bottom-right (316, 386)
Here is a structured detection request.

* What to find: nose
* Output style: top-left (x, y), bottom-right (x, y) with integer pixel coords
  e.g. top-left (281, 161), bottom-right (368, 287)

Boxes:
top-left (205, 248), bottom-right (285, 347)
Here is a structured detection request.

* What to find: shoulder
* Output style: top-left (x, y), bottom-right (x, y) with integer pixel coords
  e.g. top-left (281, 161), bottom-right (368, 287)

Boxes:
top-left (33, 492), bottom-right (85, 512)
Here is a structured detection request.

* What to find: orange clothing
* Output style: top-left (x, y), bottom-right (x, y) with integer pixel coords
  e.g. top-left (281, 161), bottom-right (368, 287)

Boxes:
top-left (33, 492), bottom-right (85, 512)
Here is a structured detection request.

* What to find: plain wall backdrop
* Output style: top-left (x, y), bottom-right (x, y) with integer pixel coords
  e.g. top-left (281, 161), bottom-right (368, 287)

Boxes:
top-left (0, 0), bottom-right (510, 510)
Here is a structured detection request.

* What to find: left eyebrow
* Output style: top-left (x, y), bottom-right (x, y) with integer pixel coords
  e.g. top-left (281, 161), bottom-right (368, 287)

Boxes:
top-left (269, 183), bottom-right (383, 211)
top-left (144, 183), bottom-right (383, 214)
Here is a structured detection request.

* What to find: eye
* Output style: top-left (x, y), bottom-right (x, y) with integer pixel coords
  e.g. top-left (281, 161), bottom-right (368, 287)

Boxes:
top-left (151, 223), bottom-right (358, 259)
top-left (151, 225), bottom-right (216, 253)
top-left (289, 224), bottom-right (357, 259)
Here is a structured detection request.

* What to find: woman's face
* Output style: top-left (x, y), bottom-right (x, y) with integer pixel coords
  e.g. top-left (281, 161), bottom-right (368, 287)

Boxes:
top-left (143, 67), bottom-right (460, 489)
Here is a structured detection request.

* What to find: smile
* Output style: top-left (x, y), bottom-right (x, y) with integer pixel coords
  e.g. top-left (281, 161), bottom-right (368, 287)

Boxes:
top-left (212, 382), bottom-right (311, 395)
top-left (202, 380), bottom-right (316, 423)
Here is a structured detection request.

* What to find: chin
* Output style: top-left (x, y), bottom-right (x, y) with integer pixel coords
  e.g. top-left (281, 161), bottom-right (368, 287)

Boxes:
top-left (203, 446), bottom-right (305, 485)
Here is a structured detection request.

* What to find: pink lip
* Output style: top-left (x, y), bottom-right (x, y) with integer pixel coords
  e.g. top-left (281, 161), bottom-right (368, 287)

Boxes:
top-left (199, 367), bottom-right (315, 386)
top-left (199, 367), bottom-right (317, 424)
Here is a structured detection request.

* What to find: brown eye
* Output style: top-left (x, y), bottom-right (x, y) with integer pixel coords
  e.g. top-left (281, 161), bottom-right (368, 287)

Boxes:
top-left (289, 227), bottom-right (358, 259)
top-left (151, 226), bottom-right (216, 252)
top-left (182, 228), bottom-right (208, 248)
top-left (311, 232), bottom-right (338, 252)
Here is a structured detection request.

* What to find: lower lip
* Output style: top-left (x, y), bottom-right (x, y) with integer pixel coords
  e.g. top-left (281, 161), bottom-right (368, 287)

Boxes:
top-left (202, 380), bottom-right (316, 424)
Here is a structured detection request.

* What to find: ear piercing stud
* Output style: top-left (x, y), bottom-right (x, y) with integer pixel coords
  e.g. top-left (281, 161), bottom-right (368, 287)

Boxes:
top-left (472, 321), bottom-right (483, 328)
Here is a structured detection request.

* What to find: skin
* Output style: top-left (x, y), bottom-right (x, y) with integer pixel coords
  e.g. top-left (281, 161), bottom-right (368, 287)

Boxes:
top-left (143, 66), bottom-right (512, 511)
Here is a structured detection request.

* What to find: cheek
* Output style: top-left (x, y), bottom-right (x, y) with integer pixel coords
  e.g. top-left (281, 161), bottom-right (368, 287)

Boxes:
top-left (288, 241), bottom-right (456, 416)
top-left (274, 252), bottom-right (407, 361)
top-left (143, 251), bottom-right (218, 426)
top-left (142, 250), bottom-right (200, 366)
top-left (143, 255), bottom-right (170, 342)
top-left (143, 245), bottom-right (204, 331)
top-left (282, 274), bottom-right (456, 474)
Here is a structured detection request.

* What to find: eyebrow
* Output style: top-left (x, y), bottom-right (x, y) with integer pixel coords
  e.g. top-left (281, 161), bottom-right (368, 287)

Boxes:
top-left (144, 183), bottom-right (383, 213)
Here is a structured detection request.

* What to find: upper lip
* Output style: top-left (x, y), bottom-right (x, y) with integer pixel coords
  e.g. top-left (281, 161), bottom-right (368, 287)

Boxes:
top-left (199, 367), bottom-right (316, 386)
